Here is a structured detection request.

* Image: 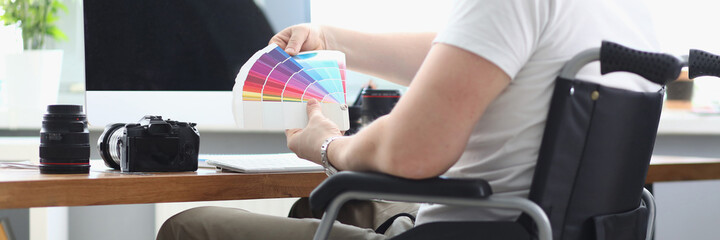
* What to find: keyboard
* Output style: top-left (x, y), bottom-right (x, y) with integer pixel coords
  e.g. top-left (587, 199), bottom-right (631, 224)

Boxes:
top-left (200, 153), bottom-right (324, 173)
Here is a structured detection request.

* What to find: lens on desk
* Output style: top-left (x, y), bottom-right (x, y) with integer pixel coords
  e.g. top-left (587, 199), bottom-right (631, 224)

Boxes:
top-left (39, 105), bottom-right (90, 174)
top-left (361, 89), bottom-right (400, 126)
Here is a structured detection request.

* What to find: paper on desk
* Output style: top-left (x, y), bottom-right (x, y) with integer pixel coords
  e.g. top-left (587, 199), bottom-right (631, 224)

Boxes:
top-left (0, 161), bottom-right (38, 169)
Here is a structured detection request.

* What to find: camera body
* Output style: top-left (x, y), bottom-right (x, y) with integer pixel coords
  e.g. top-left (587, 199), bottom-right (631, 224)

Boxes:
top-left (346, 89), bottom-right (401, 136)
top-left (99, 116), bottom-right (199, 172)
top-left (360, 89), bottom-right (400, 127)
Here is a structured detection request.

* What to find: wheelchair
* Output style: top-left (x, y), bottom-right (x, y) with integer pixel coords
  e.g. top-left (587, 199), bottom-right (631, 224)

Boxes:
top-left (310, 41), bottom-right (685, 240)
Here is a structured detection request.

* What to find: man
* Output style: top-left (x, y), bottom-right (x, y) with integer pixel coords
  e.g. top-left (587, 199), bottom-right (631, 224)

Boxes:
top-left (158, 0), bottom-right (660, 239)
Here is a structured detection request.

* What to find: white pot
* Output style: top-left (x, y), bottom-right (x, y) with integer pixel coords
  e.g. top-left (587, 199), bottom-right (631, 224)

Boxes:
top-left (3, 50), bottom-right (63, 128)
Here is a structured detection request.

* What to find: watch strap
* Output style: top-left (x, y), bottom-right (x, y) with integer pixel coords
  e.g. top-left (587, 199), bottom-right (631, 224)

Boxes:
top-left (321, 136), bottom-right (343, 176)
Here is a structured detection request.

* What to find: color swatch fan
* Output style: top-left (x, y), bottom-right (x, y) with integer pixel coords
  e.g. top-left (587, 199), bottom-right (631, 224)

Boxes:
top-left (233, 43), bottom-right (350, 130)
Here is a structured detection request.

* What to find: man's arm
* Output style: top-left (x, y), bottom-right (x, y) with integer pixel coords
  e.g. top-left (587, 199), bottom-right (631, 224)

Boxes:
top-left (289, 43), bottom-right (511, 179)
top-left (324, 26), bottom-right (435, 86)
top-left (271, 24), bottom-right (435, 86)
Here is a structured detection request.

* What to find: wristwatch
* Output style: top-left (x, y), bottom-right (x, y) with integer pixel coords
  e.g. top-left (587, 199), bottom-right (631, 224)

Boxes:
top-left (320, 136), bottom-right (343, 176)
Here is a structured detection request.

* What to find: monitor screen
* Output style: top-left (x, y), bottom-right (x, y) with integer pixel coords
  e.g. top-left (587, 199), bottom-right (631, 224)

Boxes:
top-left (84, 0), bottom-right (274, 127)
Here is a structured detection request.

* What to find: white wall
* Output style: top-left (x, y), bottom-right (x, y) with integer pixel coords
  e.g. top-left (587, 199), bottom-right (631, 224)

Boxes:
top-left (654, 180), bottom-right (720, 240)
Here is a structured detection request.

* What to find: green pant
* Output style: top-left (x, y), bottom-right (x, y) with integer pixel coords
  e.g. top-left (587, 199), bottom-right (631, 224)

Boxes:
top-left (157, 199), bottom-right (419, 240)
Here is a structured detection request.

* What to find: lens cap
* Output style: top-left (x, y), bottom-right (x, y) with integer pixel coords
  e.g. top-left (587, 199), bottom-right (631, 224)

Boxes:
top-left (47, 105), bottom-right (83, 114)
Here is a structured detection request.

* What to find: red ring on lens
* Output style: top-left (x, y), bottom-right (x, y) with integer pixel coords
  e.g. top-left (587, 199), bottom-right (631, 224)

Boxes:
top-left (41, 162), bottom-right (89, 165)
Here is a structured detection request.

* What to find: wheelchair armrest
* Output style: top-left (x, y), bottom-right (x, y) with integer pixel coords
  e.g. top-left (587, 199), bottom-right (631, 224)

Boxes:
top-left (309, 171), bottom-right (493, 212)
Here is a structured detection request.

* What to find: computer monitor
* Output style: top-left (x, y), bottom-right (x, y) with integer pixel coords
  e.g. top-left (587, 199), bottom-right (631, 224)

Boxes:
top-left (83, 0), bottom-right (274, 128)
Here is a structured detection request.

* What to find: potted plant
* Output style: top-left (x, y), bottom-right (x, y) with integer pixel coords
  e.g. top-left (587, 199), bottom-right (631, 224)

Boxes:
top-left (1, 0), bottom-right (68, 49)
top-left (1, 0), bottom-right (67, 128)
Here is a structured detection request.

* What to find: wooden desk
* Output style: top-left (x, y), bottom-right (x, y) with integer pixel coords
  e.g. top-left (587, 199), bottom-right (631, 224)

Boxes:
top-left (1, 156), bottom-right (719, 209)
top-left (646, 155), bottom-right (720, 183)
top-left (0, 162), bottom-right (326, 209)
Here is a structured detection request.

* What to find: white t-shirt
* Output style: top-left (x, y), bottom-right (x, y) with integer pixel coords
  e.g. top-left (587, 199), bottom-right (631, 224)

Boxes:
top-left (416, 0), bottom-right (660, 225)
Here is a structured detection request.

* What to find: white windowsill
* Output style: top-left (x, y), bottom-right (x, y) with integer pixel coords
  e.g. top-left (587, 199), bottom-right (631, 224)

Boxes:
top-left (2, 107), bottom-right (719, 135)
top-left (657, 110), bottom-right (720, 135)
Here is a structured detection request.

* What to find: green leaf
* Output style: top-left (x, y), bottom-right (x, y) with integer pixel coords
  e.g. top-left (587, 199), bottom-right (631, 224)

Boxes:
top-left (46, 13), bottom-right (58, 23)
top-left (46, 25), bottom-right (66, 41)
top-left (51, 0), bottom-right (67, 13)
top-left (0, 15), bottom-right (19, 25)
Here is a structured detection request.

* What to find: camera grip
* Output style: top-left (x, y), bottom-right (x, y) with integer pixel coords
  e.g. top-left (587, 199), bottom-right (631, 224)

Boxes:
top-left (689, 49), bottom-right (720, 79)
top-left (600, 41), bottom-right (682, 85)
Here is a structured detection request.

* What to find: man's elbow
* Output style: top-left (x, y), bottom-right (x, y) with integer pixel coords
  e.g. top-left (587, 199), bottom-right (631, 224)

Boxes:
top-left (383, 152), bottom-right (453, 180)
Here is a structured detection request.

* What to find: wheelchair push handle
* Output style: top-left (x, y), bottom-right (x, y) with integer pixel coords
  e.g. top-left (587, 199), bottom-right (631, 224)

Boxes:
top-left (689, 49), bottom-right (720, 79)
top-left (600, 41), bottom-right (682, 85)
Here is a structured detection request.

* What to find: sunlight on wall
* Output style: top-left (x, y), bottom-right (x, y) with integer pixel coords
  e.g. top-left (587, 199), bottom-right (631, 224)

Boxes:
top-left (644, 0), bottom-right (720, 111)
top-left (645, 0), bottom-right (720, 55)
top-left (311, 0), bottom-right (720, 109)
top-left (310, 0), bottom-right (452, 33)
top-left (309, 0), bottom-right (452, 101)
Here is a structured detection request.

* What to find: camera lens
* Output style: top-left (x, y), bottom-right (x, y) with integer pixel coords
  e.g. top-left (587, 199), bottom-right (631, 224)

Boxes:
top-left (97, 123), bottom-right (126, 170)
top-left (361, 89), bottom-right (400, 126)
top-left (39, 105), bottom-right (90, 174)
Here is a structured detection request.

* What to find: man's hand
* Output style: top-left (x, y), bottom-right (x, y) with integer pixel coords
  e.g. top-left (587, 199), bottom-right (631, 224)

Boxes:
top-left (269, 24), bottom-right (327, 55)
top-left (285, 99), bottom-right (343, 164)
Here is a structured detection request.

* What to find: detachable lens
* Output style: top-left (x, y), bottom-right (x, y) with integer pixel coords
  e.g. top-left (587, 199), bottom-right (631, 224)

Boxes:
top-left (39, 105), bottom-right (90, 174)
top-left (97, 123), bottom-right (126, 170)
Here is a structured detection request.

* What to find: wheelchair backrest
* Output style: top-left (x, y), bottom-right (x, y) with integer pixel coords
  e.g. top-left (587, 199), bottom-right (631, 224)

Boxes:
top-left (524, 41), bottom-right (682, 240)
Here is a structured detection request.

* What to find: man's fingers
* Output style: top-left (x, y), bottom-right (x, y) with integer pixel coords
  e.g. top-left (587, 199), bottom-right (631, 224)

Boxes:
top-left (307, 25), bottom-right (324, 49)
top-left (269, 28), bottom-right (291, 48)
top-left (285, 128), bottom-right (301, 152)
top-left (285, 128), bottom-right (302, 137)
top-left (269, 36), bottom-right (288, 49)
top-left (306, 99), bottom-right (324, 119)
top-left (285, 27), bottom-right (309, 55)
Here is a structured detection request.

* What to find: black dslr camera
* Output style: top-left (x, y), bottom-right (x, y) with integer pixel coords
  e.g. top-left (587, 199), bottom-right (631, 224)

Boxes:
top-left (98, 116), bottom-right (199, 172)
